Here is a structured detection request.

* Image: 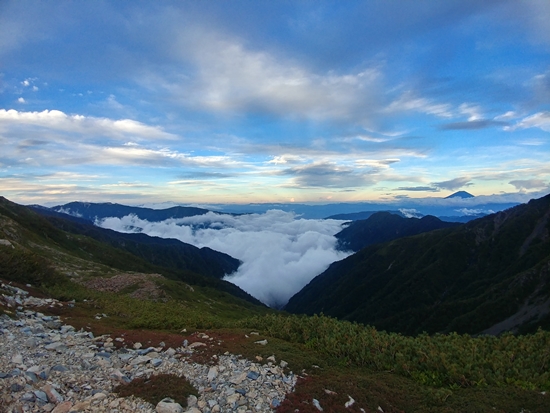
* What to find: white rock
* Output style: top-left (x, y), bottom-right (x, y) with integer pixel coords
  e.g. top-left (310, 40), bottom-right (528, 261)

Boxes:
top-left (156, 399), bottom-right (184, 413)
top-left (207, 366), bottom-right (218, 381)
top-left (313, 398), bottom-right (323, 411)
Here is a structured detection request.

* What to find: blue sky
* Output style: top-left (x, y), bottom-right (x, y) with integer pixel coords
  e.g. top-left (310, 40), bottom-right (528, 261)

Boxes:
top-left (1, 0), bottom-right (549, 206)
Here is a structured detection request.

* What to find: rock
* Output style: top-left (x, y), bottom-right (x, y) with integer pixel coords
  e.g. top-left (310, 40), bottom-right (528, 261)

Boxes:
top-left (11, 354), bottom-right (23, 364)
top-left (247, 371), bottom-right (260, 380)
top-left (345, 395), bottom-right (355, 408)
top-left (51, 401), bottom-right (73, 413)
top-left (187, 394), bottom-right (198, 407)
top-left (280, 360), bottom-right (288, 368)
top-left (313, 398), bottom-right (323, 411)
top-left (156, 398), bottom-right (184, 413)
top-left (207, 366), bottom-right (218, 381)
top-left (254, 339), bottom-right (268, 345)
top-left (0, 285), bottom-right (298, 413)
top-left (34, 390), bottom-right (49, 403)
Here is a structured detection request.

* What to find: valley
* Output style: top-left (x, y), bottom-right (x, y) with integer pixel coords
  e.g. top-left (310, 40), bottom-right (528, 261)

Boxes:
top-left (1, 195), bottom-right (550, 412)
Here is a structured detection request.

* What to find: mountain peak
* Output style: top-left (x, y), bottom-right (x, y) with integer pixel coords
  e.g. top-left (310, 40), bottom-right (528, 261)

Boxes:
top-left (445, 191), bottom-right (474, 199)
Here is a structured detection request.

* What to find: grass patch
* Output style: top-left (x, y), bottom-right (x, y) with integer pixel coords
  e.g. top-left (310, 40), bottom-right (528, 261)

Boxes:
top-left (114, 374), bottom-right (197, 407)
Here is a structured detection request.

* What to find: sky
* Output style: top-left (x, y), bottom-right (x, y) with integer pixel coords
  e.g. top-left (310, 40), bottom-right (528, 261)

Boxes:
top-left (96, 210), bottom-right (350, 307)
top-left (1, 0), bottom-right (549, 206)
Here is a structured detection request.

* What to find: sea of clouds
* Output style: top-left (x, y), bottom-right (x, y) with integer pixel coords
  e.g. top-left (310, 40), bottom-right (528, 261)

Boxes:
top-left (96, 210), bottom-right (351, 308)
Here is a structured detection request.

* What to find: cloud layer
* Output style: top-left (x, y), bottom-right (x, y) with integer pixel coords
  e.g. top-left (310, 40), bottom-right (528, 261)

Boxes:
top-left (96, 210), bottom-right (350, 307)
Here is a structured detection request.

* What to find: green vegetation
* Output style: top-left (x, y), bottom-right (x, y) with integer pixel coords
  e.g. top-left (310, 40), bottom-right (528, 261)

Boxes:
top-left (240, 314), bottom-right (550, 390)
top-left (114, 374), bottom-right (198, 407)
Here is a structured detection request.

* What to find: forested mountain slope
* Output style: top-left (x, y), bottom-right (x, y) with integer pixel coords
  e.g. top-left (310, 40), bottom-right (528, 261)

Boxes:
top-left (335, 211), bottom-right (459, 252)
top-left (0, 197), bottom-right (261, 306)
top-left (286, 194), bottom-right (550, 335)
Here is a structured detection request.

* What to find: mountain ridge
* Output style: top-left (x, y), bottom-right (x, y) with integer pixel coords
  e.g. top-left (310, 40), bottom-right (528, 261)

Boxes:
top-left (285, 193), bottom-right (550, 335)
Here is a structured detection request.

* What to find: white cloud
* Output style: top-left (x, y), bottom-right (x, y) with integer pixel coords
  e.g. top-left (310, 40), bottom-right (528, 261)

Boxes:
top-left (505, 111), bottom-right (550, 132)
top-left (17, 97), bottom-right (26, 103)
top-left (384, 91), bottom-right (453, 118)
top-left (96, 210), bottom-right (350, 308)
top-left (146, 29), bottom-right (384, 124)
top-left (0, 109), bottom-right (176, 140)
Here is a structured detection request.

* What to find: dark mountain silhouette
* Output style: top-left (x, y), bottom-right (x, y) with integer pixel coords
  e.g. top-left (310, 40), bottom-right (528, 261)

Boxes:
top-left (30, 206), bottom-right (240, 279)
top-left (438, 213), bottom-right (488, 223)
top-left (445, 191), bottom-right (474, 199)
top-left (51, 201), bottom-right (211, 223)
top-left (285, 194), bottom-right (550, 335)
top-left (335, 212), bottom-right (459, 252)
top-left (326, 210), bottom-right (415, 221)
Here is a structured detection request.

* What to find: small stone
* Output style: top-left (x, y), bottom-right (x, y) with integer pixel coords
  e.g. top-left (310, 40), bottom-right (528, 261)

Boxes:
top-left (254, 339), bottom-right (268, 345)
top-left (280, 360), bottom-right (288, 368)
top-left (187, 395), bottom-right (198, 407)
top-left (156, 398), bottom-right (184, 413)
top-left (133, 342), bottom-right (142, 349)
top-left (11, 383), bottom-right (24, 392)
top-left (188, 342), bottom-right (205, 348)
top-left (11, 354), bottom-right (23, 364)
top-left (151, 358), bottom-right (163, 367)
top-left (207, 366), bottom-right (218, 381)
top-left (34, 390), bottom-right (49, 403)
top-left (92, 392), bottom-right (107, 400)
top-left (247, 371), bottom-right (260, 380)
top-left (313, 398), bottom-right (323, 411)
top-left (42, 384), bottom-right (64, 403)
top-left (51, 401), bottom-right (73, 413)
top-left (72, 400), bottom-right (91, 411)
top-left (345, 395), bottom-right (355, 408)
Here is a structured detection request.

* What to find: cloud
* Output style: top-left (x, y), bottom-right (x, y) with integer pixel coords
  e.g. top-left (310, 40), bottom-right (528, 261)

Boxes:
top-left (505, 111), bottom-right (550, 132)
top-left (140, 26), bottom-right (386, 126)
top-left (396, 186), bottom-right (439, 192)
top-left (384, 91), bottom-right (453, 118)
top-left (433, 177), bottom-right (472, 191)
top-left (96, 210), bottom-right (350, 307)
top-left (509, 179), bottom-right (548, 190)
top-left (439, 119), bottom-right (507, 130)
top-left (0, 109), bottom-right (175, 140)
top-left (280, 162), bottom-right (376, 188)
top-left (398, 208), bottom-right (422, 218)
top-left (455, 208), bottom-right (493, 216)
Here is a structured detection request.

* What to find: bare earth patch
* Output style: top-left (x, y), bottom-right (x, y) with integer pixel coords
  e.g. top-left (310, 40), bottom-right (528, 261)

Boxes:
top-left (78, 272), bottom-right (167, 300)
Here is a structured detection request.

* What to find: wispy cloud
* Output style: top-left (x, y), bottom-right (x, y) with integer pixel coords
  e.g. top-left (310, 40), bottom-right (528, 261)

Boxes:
top-left (505, 112), bottom-right (550, 132)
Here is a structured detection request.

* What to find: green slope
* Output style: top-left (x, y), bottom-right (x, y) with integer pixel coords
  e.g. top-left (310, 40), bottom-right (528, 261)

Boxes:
top-left (0, 196), bottom-right (264, 308)
top-left (286, 193), bottom-right (550, 335)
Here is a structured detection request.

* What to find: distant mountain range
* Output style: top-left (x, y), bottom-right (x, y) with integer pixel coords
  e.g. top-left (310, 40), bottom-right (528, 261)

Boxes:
top-left (30, 205), bottom-right (240, 279)
top-left (286, 193), bottom-right (550, 335)
top-left (50, 201), bottom-right (211, 222)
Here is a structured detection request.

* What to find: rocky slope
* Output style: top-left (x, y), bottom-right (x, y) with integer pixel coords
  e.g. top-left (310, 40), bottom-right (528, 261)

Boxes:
top-left (0, 282), bottom-right (295, 413)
